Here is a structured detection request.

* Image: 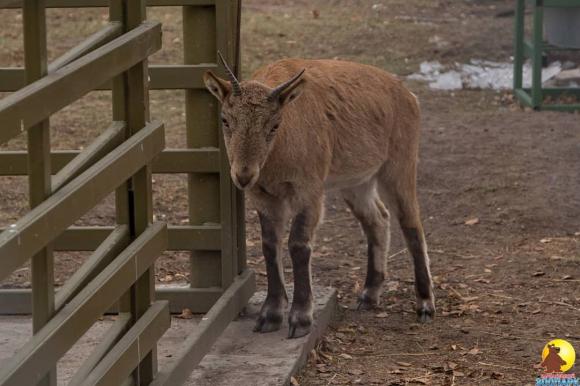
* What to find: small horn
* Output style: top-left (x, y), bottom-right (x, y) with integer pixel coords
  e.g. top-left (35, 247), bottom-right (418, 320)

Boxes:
top-left (217, 51), bottom-right (241, 96)
top-left (268, 69), bottom-right (306, 102)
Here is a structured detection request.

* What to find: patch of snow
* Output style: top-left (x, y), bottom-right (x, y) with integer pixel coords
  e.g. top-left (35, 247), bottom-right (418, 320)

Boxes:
top-left (408, 59), bottom-right (564, 91)
top-left (430, 71), bottom-right (463, 90)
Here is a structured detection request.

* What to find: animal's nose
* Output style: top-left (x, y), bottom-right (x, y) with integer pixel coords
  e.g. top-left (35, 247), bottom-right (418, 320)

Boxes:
top-left (235, 168), bottom-right (253, 188)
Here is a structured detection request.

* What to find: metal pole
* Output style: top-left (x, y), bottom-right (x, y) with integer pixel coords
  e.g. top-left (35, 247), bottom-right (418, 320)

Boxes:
top-left (531, 0), bottom-right (544, 108)
top-left (513, 0), bottom-right (525, 91)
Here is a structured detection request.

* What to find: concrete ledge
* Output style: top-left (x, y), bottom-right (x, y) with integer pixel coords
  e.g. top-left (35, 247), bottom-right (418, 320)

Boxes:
top-left (0, 286), bottom-right (337, 385)
top-left (187, 286), bottom-right (338, 386)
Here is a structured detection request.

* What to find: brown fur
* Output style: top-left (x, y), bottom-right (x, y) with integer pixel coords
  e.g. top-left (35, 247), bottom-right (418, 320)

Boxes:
top-left (204, 58), bottom-right (434, 338)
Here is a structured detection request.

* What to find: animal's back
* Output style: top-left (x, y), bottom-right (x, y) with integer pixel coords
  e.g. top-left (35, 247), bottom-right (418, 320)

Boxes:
top-left (252, 59), bottom-right (421, 188)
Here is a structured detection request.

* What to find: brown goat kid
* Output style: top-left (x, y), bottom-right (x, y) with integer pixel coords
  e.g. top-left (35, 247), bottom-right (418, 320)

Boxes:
top-left (204, 54), bottom-right (435, 338)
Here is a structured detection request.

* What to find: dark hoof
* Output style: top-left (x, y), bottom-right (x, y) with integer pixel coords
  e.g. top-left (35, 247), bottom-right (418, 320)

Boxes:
top-left (288, 320), bottom-right (311, 339)
top-left (416, 300), bottom-right (435, 323)
top-left (253, 312), bottom-right (283, 333)
top-left (288, 311), bottom-right (312, 339)
top-left (357, 292), bottom-right (379, 311)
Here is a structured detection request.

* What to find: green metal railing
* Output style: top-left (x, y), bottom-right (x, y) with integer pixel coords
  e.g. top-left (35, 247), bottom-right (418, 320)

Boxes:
top-left (513, 0), bottom-right (580, 111)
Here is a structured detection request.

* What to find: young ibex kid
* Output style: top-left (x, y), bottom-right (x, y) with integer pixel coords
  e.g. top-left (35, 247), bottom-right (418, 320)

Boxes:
top-left (203, 53), bottom-right (435, 338)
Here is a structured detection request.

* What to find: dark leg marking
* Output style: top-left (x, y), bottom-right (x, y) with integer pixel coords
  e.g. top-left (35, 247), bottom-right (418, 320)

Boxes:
top-left (288, 211), bottom-right (315, 338)
top-left (401, 226), bottom-right (435, 322)
top-left (344, 195), bottom-right (389, 311)
top-left (254, 212), bottom-right (288, 333)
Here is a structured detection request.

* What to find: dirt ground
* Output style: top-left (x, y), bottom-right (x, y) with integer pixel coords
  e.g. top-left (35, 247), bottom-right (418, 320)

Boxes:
top-left (0, 0), bottom-right (579, 385)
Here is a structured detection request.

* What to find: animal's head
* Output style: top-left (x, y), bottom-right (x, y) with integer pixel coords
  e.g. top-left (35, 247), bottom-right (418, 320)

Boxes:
top-left (203, 52), bottom-right (305, 190)
top-left (548, 344), bottom-right (561, 354)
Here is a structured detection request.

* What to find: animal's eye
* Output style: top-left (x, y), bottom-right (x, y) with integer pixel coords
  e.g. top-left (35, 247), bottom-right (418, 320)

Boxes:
top-left (271, 124), bottom-right (279, 133)
top-left (221, 117), bottom-right (229, 127)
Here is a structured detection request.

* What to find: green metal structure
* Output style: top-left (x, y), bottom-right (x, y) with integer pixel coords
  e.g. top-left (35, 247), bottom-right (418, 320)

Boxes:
top-left (513, 0), bottom-right (580, 111)
top-left (0, 0), bottom-right (253, 385)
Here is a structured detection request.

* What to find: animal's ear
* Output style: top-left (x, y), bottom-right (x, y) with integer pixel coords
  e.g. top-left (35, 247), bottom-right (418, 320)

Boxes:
top-left (203, 71), bottom-right (231, 103)
top-left (278, 77), bottom-right (305, 107)
top-left (269, 69), bottom-right (306, 107)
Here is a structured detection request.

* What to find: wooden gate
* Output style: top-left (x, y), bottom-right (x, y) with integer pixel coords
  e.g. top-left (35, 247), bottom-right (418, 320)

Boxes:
top-left (0, 0), bottom-right (253, 385)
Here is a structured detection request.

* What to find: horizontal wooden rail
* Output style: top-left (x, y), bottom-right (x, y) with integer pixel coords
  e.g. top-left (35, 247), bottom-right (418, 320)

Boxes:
top-left (0, 223), bottom-right (168, 386)
top-left (151, 269), bottom-right (255, 386)
top-left (48, 22), bottom-right (123, 72)
top-left (0, 68), bottom-right (23, 93)
top-left (0, 147), bottom-right (220, 175)
top-left (54, 225), bottom-right (130, 311)
top-left (0, 225), bottom-right (219, 252)
top-left (154, 148), bottom-right (220, 173)
top-left (149, 64), bottom-right (215, 89)
top-left (0, 120), bottom-right (165, 282)
top-left (81, 300), bottom-right (170, 386)
top-left (0, 0), bottom-right (216, 7)
top-left (0, 21), bottom-right (161, 145)
top-left (0, 286), bottom-right (223, 315)
top-left (51, 121), bottom-right (126, 192)
top-left (39, 224), bottom-right (221, 251)
top-left (0, 64), bottom-right (214, 92)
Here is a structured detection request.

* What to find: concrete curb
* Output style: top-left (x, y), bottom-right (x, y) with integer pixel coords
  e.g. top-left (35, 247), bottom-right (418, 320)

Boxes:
top-left (186, 286), bottom-right (338, 386)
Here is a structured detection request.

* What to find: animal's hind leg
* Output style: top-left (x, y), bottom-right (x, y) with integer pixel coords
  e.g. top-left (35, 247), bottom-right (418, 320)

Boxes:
top-left (342, 179), bottom-right (390, 310)
top-left (378, 163), bottom-right (435, 322)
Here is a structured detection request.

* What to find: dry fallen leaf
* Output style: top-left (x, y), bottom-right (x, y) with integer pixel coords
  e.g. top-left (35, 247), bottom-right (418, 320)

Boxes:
top-left (290, 376), bottom-right (300, 385)
top-left (339, 353), bottom-right (353, 360)
top-left (316, 364), bottom-right (329, 373)
top-left (312, 9), bottom-right (320, 19)
top-left (465, 218), bottom-right (480, 226)
top-left (532, 271), bottom-right (545, 277)
top-left (176, 308), bottom-right (193, 319)
top-left (396, 361), bottom-right (412, 367)
top-left (309, 349), bottom-right (319, 364)
top-left (375, 312), bottom-right (389, 318)
top-left (467, 347), bottom-right (481, 355)
top-left (490, 371), bottom-right (503, 379)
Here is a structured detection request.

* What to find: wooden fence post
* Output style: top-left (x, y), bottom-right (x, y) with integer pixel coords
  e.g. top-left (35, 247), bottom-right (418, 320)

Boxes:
top-left (110, 1), bottom-right (157, 384)
top-left (23, 1), bottom-right (56, 384)
top-left (183, 5), bottom-right (222, 288)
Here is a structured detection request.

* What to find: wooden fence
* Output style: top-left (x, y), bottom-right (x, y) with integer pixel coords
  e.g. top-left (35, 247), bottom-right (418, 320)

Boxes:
top-left (0, 0), bottom-right (253, 385)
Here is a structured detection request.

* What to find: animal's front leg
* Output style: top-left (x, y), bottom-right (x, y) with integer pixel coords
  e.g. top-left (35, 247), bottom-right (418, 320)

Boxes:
top-left (254, 211), bottom-right (288, 333)
top-left (288, 198), bottom-right (323, 338)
